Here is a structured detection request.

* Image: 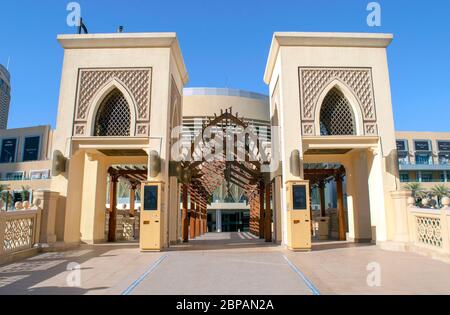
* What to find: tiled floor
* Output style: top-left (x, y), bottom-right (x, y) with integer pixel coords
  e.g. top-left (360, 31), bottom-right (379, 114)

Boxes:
top-left (0, 234), bottom-right (449, 295)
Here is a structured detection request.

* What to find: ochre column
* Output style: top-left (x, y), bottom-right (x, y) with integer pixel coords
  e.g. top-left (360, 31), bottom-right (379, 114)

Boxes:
top-left (265, 183), bottom-right (272, 242)
top-left (129, 183), bottom-right (137, 217)
top-left (250, 197), bottom-right (258, 236)
top-left (259, 182), bottom-right (265, 239)
top-left (336, 175), bottom-right (347, 241)
top-left (201, 202), bottom-right (205, 235)
top-left (198, 201), bottom-right (203, 236)
top-left (195, 199), bottom-right (200, 237)
top-left (182, 185), bottom-right (189, 243)
top-left (190, 193), bottom-right (196, 240)
top-left (108, 174), bottom-right (119, 242)
top-left (204, 206), bottom-right (208, 233)
top-left (204, 204), bottom-right (208, 234)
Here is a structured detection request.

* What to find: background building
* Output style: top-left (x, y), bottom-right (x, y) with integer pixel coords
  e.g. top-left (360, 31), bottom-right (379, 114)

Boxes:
top-left (396, 131), bottom-right (450, 188)
top-left (0, 125), bottom-right (53, 192)
top-left (0, 64), bottom-right (11, 130)
top-left (182, 87), bottom-right (271, 233)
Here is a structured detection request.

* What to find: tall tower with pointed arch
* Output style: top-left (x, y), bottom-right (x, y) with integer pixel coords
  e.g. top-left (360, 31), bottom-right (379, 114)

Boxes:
top-left (51, 33), bottom-right (188, 246)
top-left (264, 33), bottom-right (400, 246)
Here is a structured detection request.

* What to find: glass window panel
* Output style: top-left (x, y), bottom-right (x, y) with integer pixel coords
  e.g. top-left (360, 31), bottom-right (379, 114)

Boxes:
top-left (421, 172), bottom-right (433, 183)
top-left (23, 136), bottom-right (40, 162)
top-left (415, 141), bottom-right (430, 151)
top-left (396, 140), bottom-right (407, 151)
top-left (398, 151), bottom-right (409, 165)
top-left (400, 172), bottom-right (410, 183)
top-left (5, 172), bottom-right (23, 181)
top-left (415, 153), bottom-right (431, 165)
top-left (439, 153), bottom-right (450, 165)
top-left (438, 141), bottom-right (450, 151)
top-left (0, 138), bottom-right (17, 163)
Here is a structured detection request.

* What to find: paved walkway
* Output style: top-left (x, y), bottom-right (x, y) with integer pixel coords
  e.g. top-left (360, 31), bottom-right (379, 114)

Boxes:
top-left (131, 233), bottom-right (313, 295)
top-left (0, 233), bottom-right (449, 295)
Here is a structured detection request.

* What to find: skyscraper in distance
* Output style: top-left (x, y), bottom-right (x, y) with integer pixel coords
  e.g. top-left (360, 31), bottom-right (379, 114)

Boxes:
top-left (0, 64), bottom-right (11, 130)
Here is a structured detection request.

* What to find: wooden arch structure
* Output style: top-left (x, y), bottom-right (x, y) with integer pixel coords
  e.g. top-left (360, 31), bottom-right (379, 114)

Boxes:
top-left (179, 108), bottom-right (273, 242)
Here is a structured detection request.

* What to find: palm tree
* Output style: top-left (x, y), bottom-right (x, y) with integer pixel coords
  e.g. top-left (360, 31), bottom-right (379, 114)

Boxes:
top-left (431, 184), bottom-right (449, 207)
top-left (0, 184), bottom-right (10, 210)
top-left (403, 183), bottom-right (425, 198)
top-left (0, 191), bottom-right (12, 211)
top-left (20, 185), bottom-right (31, 203)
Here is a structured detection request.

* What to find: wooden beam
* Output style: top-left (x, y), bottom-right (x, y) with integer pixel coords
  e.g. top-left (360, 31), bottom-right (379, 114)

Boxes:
top-left (182, 184), bottom-right (189, 243)
top-left (195, 201), bottom-right (201, 237)
top-left (259, 181), bottom-right (265, 239)
top-left (319, 181), bottom-right (326, 217)
top-left (336, 175), bottom-right (347, 241)
top-left (190, 194), bottom-right (196, 240)
top-left (129, 183), bottom-right (137, 217)
top-left (108, 174), bottom-right (119, 242)
top-left (265, 183), bottom-right (272, 242)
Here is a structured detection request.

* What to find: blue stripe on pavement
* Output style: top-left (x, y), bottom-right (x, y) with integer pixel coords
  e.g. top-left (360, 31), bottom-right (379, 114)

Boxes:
top-left (283, 255), bottom-right (321, 296)
top-left (122, 254), bottom-right (168, 295)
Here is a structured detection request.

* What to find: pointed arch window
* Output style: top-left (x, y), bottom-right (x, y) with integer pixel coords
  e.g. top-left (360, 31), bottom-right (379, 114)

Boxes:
top-left (94, 89), bottom-right (131, 137)
top-left (319, 88), bottom-right (356, 136)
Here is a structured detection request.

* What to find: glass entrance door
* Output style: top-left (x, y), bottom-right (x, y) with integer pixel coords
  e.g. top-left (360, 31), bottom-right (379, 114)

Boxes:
top-left (221, 210), bottom-right (250, 232)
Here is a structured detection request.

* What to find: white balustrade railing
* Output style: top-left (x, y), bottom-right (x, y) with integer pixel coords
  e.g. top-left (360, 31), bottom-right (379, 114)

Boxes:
top-left (407, 197), bottom-right (450, 255)
top-left (0, 209), bottom-right (41, 257)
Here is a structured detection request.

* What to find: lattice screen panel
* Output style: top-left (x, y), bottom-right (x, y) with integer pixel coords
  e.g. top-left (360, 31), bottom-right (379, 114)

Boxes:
top-left (95, 90), bottom-right (131, 137)
top-left (320, 88), bottom-right (356, 136)
top-left (416, 216), bottom-right (442, 248)
top-left (3, 218), bottom-right (34, 253)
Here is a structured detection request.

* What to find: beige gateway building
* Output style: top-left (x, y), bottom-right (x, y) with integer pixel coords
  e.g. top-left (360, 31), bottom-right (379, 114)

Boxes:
top-left (4, 31), bottom-right (450, 254)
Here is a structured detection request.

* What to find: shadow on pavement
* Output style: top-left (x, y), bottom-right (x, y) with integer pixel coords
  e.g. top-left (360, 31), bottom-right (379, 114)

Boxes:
top-left (0, 243), bottom-right (139, 295)
top-left (312, 241), bottom-right (375, 252)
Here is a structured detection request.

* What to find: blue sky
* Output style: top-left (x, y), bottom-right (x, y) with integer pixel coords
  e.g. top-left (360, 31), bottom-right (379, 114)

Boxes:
top-left (1, 0), bottom-right (449, 131)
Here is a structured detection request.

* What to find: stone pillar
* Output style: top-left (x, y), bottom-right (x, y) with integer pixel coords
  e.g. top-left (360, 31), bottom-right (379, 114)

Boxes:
top-left (336, 175), bottom-right (347, 241)
top-left (33, 190), bottom-right (60, 245)
top-left (389, 190), bottom-right (413, 246)
top-left (80, 154), bottom-right (108, 244)
top-left (273, 178), bottom-right (283, 243)
top-left (168, 177), bottom-right (179, 244)
top-left (129, 183), bottom-right (138, 217)
top-left (63, 151), bottom-right (85, 245)
top-left (441, 197), bottom-right (450, 252)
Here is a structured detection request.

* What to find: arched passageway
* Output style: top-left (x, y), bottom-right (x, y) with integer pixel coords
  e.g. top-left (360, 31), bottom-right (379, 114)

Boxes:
top-left (304, 164), bottom-right (348, 241)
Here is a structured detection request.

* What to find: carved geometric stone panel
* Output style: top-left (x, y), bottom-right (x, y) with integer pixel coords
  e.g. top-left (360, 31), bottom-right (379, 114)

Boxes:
top-left (74, 68), bottom-right (152, 136)
top-left (299, 67), bottom-right (378, 136)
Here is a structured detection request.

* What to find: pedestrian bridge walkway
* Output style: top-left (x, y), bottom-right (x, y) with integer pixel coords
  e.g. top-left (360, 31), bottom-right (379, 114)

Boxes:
top-left (0, 233), bottom-right (450, 295)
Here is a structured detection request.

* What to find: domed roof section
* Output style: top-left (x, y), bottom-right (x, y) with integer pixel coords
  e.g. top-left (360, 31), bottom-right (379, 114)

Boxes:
top-left (183, 87), bottom-right (270, 122)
